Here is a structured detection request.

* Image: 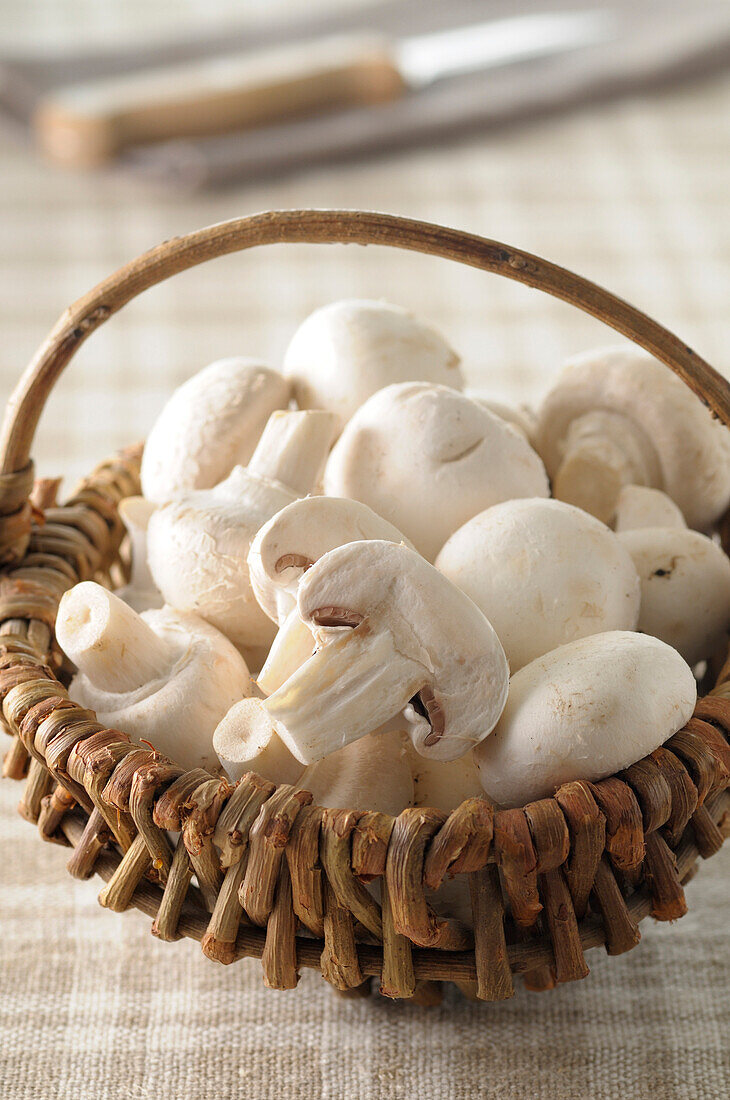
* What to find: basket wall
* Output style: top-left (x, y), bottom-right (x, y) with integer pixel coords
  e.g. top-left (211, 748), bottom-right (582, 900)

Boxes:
top-left (0, 444), bottom-right (728, 1002)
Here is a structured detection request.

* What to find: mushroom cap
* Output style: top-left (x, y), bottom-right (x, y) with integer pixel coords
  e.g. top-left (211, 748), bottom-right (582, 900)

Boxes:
top-left (618, 526), bottom-right (730, 665)
top-left (141, 358), bottom-right (291, 504)
top-left (324, 382), bottom-right (549, 561)
top-left (282, 299), bottom-right (463, 431)
top-left (474, 630), bottom-right (697, 808)
top-left (535, 346), bottom-right (730, 529)
top-left (294, 539), bottom-right (509, 761)
top-left (248, 494), bottom-right (413, 624)
top-left (147, 466), bottom-right (294, 651)
top-left (436, 498), bottom-right (641, 671)
top-left (613, 485), bottom-right (687, 532)
top-left (70, 607), bottom-right (251, 773)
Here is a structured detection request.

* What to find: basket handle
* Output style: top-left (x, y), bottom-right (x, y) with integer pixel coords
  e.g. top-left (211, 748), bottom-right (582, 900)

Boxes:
top-left (2, 208), bottom-right (728, 519)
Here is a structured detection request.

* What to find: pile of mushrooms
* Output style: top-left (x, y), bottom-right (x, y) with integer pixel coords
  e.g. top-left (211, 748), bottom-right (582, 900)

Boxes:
top-left (55, 300), bottom-right (730, 826)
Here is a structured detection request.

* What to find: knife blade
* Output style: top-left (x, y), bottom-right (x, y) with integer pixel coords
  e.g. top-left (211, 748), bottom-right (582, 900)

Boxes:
top-left (34, 10), bottom-right (615, 168)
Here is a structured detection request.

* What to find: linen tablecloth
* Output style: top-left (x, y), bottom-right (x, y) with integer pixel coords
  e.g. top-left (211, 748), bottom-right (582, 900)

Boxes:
top-left (1, 4), bottom-right (729, 1098)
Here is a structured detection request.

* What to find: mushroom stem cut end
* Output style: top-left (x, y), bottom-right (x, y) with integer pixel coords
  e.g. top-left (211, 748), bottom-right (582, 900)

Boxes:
top-left (213, 697), bottom-right (304, 785)
top-left (56, 582), bottom-right (177, 694)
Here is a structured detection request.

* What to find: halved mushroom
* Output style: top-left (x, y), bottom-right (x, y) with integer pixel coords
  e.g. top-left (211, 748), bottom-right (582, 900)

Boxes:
top-left (248, 495), bottom-right (413, 694)
top-left (436, 498), bottom-right (641, 671)
top-left (535, 346), bottom-right (730, 529)
top-left (233, 540), bottom-right (509, 765)
top-left (618, 526), bottom-right (730, 665)
top-left (474, 631), bottom-right (697, 807)
top-left (325, 382), bottom-right (549, 561)
top-left (146, 409), bottom-right (337, 664)
top-left (282, 299), bottom-right (463, 432)
top-left (141, 358), bottom-right (291, 504)
top-left (56, 582), bottom-right (251, 772)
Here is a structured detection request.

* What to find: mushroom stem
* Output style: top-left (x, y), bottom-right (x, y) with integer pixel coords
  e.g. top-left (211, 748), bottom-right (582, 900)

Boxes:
top-left (117, 496), bottom-right (162, 612)
top-left (613, 485), bottom-right (686, 532)
top-left (247, 409), bottom-right (336, 495)
top-left (256, 609), bottom-right (314, 697)
top-left (553, 410), bottom-right (660, 524)
top-left (266, 625), bottom-right (425, 764)
top-left (56, 582), bottom-right (177, 694)
top-left (213, 697), bottom-right (304, 785)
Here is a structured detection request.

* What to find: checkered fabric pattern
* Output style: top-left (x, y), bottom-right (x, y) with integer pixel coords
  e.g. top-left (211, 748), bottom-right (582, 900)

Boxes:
top-left (1, 4), bottom-right (729, 1099)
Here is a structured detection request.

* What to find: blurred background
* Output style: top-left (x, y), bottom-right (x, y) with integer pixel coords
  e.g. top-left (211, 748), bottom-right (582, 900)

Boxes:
top-left (1, 0), bottom-right (729, 487)
top-left (1, 4), bottom-right (729, 1099)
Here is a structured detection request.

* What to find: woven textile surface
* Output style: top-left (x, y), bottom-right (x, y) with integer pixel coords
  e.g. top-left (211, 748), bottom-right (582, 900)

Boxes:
top-left (1, 4), bottom-right (729, 1098)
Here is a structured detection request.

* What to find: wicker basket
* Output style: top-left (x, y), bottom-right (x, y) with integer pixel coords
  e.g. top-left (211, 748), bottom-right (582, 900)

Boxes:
top-left (1, 210), bottom-right (729, 1005)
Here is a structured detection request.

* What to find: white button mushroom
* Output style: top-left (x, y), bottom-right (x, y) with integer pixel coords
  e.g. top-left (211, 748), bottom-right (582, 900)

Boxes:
top-left (618, 526), bottom-right (730, 666)
top-left (146, 409), bottom-right (337, 663)
top-left (435, 498), bottom-right (641, 671)
top-left (613, 485), bottom-right (686, 533)
top-left (299, 728), bottom-right (414, 816)
top-left (56, 582), bottom-right (251, 773)
top-left (114, 496), bottom-right (163, 613)
top-left (141, 358), bottom-right (291, 504)
top-left (534, 346), bottom-right (730, 529)
top-left (325, 382), bottom-right (549, 561)
top-left (247, 495), bottom-right (413, 694)
top-left (244, 540), bottom-right (509, 765)
top-left (474, 631), bottom-right (697, 808)
top-left (282, 299), bottom-right (463, 432)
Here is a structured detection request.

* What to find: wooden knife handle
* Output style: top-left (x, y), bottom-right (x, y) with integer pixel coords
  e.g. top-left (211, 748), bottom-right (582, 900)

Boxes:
top-left (33, 34), bottom-right (405, 167)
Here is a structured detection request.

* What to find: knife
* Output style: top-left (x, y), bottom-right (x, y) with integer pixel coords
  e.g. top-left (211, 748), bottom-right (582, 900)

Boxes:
top-left (34, 10), bottom-right (614, 168)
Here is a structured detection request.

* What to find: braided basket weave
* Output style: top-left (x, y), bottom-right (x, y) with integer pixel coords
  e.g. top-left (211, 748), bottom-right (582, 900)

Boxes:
top-left (1, 210), bottom-right (729, 1004)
